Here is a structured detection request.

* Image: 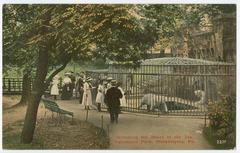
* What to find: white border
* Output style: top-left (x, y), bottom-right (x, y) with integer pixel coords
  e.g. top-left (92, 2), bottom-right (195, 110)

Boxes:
top-left (0, 1), bottom-right (239, 153)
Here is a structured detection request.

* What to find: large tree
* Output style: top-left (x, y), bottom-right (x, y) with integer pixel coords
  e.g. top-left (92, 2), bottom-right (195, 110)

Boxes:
top-left (3, 4), bottom-right (158, 143)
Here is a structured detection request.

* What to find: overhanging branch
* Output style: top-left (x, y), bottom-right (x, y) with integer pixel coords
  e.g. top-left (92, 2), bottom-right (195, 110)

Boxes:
top-left (44, 58), bottom-right (71, 90)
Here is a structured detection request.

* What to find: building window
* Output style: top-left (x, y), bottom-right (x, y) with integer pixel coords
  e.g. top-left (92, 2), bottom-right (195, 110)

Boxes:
top-left (201, 49), bottom-right (205, 59)
top-left (192, 50), bottom-right (196, 58)
top-left (206, 48), bottom-right (210, 59)
top-left (211, 48), bottom-right (215, 56)
top-left (198, 50), bottom-right (201, 59)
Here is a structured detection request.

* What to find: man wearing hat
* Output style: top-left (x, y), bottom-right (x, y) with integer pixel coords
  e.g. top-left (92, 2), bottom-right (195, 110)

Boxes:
top-left (106, 77), bottom-right (113, 91)
top-left (75, 72), bottom-right (85, 103)
top-left (105, 79), bottom-right (123, 124)
top-left (69, 71), bottom-right (76, 97)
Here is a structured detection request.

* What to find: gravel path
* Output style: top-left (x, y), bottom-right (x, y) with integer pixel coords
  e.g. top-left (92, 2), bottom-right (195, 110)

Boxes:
top-left (56, 99), bottom-right (213, 150)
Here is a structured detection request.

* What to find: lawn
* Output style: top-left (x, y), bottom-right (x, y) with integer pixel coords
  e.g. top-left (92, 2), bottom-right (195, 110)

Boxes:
top-left (2, 96), bottom-right (109, 149)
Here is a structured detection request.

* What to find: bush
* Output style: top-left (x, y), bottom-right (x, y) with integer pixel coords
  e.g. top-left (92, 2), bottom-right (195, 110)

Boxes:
top-left (207, 95), bottom-right (236, 149)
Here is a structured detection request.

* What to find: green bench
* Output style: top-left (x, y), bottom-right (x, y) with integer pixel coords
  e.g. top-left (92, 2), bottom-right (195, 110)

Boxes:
top-left (41, 98), bottom-right (74, 122)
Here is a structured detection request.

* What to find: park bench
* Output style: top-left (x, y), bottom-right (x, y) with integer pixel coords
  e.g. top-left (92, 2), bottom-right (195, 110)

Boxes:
top-left (41, 98), bottom-right (74, 123)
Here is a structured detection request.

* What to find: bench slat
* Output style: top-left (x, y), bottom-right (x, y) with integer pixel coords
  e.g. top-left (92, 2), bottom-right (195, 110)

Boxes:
top-left (42, 98), bottom-right (74, 117)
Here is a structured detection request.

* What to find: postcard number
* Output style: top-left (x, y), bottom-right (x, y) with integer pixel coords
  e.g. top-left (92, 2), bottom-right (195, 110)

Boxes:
top-left (217, 140), bottom-right (226, 144)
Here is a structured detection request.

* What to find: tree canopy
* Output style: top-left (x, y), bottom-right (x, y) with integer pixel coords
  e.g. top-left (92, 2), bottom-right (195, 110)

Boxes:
top-left (4, 4), bottom-right (236, 69)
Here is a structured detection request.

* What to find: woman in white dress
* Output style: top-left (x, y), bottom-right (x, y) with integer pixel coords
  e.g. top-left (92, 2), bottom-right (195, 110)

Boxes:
top-left (82, 77), bottom-right (93, 110)
top-left (50, 75), bottom-right (59, 100)
top-left (96, 80), bottom-right (105, 112)
top-left (117, 82), bottom-right (127, 107)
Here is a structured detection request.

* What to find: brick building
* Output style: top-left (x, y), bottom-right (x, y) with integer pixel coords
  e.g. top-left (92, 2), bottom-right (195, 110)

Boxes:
top-left (182, 13), bottom-right (236, 63)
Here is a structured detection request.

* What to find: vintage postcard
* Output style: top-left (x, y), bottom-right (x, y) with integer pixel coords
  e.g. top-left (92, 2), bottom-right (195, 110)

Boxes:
top-left (1, 2), bottom-right (237, 151)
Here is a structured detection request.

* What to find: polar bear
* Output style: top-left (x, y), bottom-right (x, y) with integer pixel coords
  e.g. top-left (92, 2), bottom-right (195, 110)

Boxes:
top-left (194, 90), bottom-right (206, 105)
top-left (138, 94), bottom-right (168, 112)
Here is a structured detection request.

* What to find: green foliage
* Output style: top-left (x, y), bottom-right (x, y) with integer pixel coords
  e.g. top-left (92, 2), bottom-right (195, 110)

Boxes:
top-left (156, 4), bottom-right (236, 51)
top-left (81, 5), bottom-right (158, 63)
top-left (3, 4), bottom-right (160, 77)
top-left (3, 65), bottom-right (23, 78)
top-left (207, 95), bottom-right (236, 149)
top-left (3, 4), bottom-right (236, 75)
top-left (144, 5), bottom-right (182, 37)
top-left (203, 127), bottom-right (232, 149)
top-left (3, 5), bottom-right (38, 67)
top-left (56, 59), bottom-right (108, 78)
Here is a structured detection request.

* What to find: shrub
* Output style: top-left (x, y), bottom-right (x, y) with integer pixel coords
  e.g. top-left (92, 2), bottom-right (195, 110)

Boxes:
top-left (207, 95), bottom-right (236, 148)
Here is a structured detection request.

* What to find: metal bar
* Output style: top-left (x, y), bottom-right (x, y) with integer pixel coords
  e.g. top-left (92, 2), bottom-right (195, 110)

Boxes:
top-left (85, 71), bottom-right (235, 77)
top-left (8, 79), bottom-right (11, 92)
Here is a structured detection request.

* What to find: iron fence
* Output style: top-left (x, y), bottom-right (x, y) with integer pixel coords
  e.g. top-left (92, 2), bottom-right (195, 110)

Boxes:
top-left (2, 63), bottom-right (236, 117)
top-left (2, 78), bottom-right (62, 95)
top-left (86, 64), bottom-right (236, 116)
top-left (2, 78), bottom-right (24, 94)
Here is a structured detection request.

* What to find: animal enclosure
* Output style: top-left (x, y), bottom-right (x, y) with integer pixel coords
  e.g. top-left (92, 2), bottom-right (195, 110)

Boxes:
top-left (87, 57), bottom-right (236, 116)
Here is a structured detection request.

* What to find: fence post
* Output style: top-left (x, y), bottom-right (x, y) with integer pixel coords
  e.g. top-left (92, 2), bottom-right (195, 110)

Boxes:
top-left (204, 65), bottom-right (208, 125)
top-left (204, 113), bottom-right (207, 127)
top-left (85, 108), bottom-right (89, 122)
top-left (107, 124), bottom-right (110, 137)
top-left (3, 78), bottom-right (6, 90)
top-left (101, 115), bottom-right (103, 130)
top-left (8, 79), bottom-right (11, 92)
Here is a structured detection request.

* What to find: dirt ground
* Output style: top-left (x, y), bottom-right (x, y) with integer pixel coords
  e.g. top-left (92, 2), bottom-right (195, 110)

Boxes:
top-left (56, 99), bottom-right (214, 150)
top-left (2, 96), bottom-right (213, 150)
top-left (2, 96), bottom-right (109, 149)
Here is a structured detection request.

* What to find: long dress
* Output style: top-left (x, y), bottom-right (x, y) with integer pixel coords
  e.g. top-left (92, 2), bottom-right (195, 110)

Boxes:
top-left (118, 87), bottom-right (127, 107)
top-left (61, 77), bottom-right (72, 100)
top-left (75, 77), bottom-right (84, 102)
top-left (96, 84), bottom-right (105, 104)
top-left (82, 82), bottom-right (93, 106)
top-left (50, 79), bottom-right (59, 96)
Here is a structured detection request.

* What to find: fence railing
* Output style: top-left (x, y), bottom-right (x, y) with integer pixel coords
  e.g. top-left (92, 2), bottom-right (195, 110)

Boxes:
top-left (2, 78), bottom-right (24, 94)
top-left (2, 78), bottom-right (63, 95)
top-left (86, 65), bottom-right (236, 116)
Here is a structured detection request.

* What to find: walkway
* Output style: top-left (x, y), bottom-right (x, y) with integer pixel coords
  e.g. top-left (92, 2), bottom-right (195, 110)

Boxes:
top-left (55, 99), bottom-right (213, 149)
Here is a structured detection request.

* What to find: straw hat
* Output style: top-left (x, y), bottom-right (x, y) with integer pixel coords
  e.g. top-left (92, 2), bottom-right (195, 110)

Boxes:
top-left (107, 77), bottom-right (113, 81)
top-left (86, 77), bottom-right (92, 82)
top-left (111, 79), bottom-right (117, 86)
top-left (64, 72), bottom-right (71, 76)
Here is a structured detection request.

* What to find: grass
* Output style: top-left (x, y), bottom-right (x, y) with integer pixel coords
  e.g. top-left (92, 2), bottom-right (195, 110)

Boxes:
top-left (3, 130), bottom-right (44, 149)
top-left (3, 60), bottom-right (108, 78)
top-left (3, 119), bottom-right (109, 150)
top-left (203, 126), bottom-right (235, 150)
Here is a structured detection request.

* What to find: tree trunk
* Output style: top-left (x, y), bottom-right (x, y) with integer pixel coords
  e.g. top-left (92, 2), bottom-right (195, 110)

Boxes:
top-left (20, 52), bottom-right (71, 143)
top-left (20, 7), bottom-right (54, 143)
top-left (18, 73), bottom-right (31, 105)
top-left (21, 48), bottom-right (49, 143)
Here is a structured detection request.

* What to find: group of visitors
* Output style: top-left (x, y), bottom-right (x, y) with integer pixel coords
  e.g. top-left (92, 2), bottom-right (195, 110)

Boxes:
top-left (86, 76), bottom-right (127, 123)
top-left (50, 71), bottom-right (84, 100)
top-left (96, 77), bottom-right (126, 107)
top-left (50, 72), bottom-right (126, 124)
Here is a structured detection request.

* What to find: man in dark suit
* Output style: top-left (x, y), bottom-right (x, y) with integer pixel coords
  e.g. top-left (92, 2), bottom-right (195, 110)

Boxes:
top-left (76, 72), bottom-right (84, 103)
top-left (105, 80), bottom-right (123, 124)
